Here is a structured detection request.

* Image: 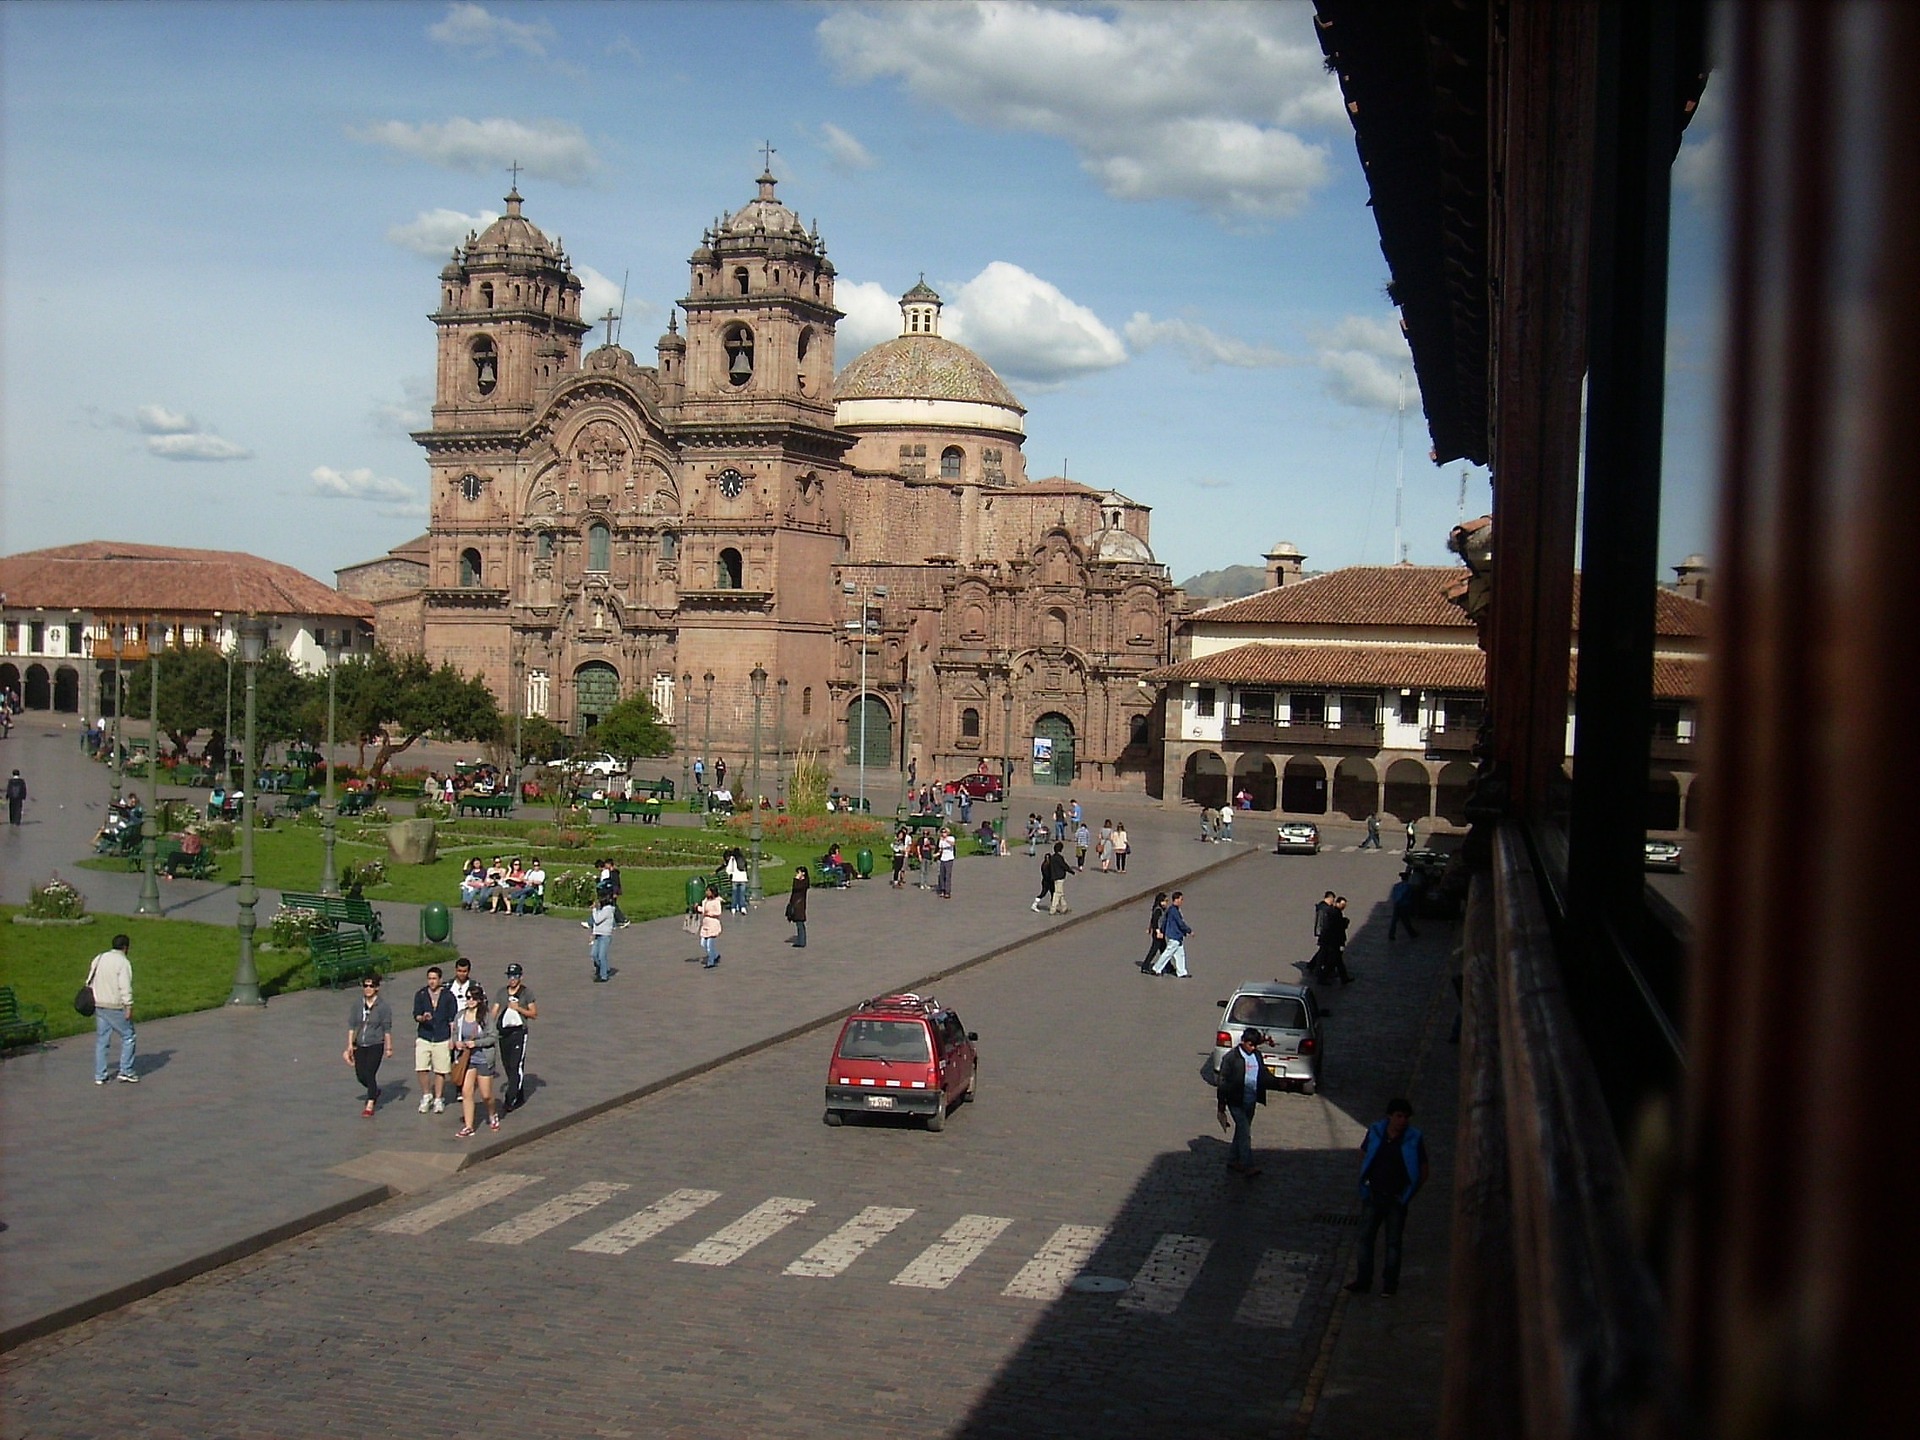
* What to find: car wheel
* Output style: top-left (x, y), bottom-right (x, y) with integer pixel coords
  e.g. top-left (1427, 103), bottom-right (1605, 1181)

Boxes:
top-left (822, 1109), bottom-right (844, 1127)
top-left (964, 1066), bottom-right (978, 1104)
top-left (926, 1098), bottom-right (946, 1133)
top-left (1300, 1078), bottom-right (1317, 1097)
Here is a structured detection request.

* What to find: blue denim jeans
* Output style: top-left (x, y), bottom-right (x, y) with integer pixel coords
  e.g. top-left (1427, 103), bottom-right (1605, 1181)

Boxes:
top-left (792, 920), bottom-right (807, 948)
top-left (1354, 1195), bottom-right (1408, 1289)
top-left (701, 935), bottom-right (719, 967)
top-left (95, 1006), bottom-right (136, 1080)
top-left (1225, 1100), bottom-right (1256, 1167)
top-left (1152, 939), bottom-right (1188, 977)
top-left (590, 932), bottom-right (611, 980)
top-left (731, 881), bottom-right (748, 914)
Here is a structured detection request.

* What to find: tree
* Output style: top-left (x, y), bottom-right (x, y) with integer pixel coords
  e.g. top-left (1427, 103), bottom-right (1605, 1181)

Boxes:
top-left (331, 648), bottom-right (503, 775)
top-left (516, 715), bottom-right (571, 765)
top-left (588, 692), bottom-right (675, 761)
top-left (123, 645), bottom-right (316, 763)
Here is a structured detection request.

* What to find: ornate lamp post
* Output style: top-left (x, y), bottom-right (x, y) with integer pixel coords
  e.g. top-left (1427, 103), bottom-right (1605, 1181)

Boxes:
top-left (898, 675), bottom-right (915, 811)
top-left (680, 671), bottom-right (692, 802)
top-left (1002, 686), bottom-right (1016, 845)
top-left (841, 581), bottom-right (888, 813)
top-left (749, 663), bottom-right (766, 904)
top-left (319, 629), bottom-right (343, 897)
top-left (775, 677), bottom-right (788, 810)
top-left (212, 609), bottom-right (233, 791)
top-left (230, 616), bottom-right (271, 1007)
top-left (108, 623), bottom-right (125, 810)
top-left (702, 670), bottom-right (715, 805)
top-left (136, 619), bottom-right (165, 915)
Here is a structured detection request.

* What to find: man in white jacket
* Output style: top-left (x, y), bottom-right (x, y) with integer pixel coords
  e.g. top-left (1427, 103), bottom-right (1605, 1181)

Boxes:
top-left (88, 933), bottom-right (137, 1084)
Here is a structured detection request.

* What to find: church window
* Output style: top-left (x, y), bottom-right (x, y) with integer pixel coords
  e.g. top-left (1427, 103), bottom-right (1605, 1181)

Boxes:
top-left (941, 447), bottom-right (963, 480)
top-left (802, 686), bottom-right (813, 716)
top-left (1129, 713), bottom-right (1150, 745)
top-left (961, 707), bottom-right (981, 739)
top-left (717, 548), bottom-right (744, 589)
top-left (459, 549), bottom-right (483, 587)
top-left (470, 337), bottom-right (497, 395)
top-left (587, 523), bottom-right (610, 572)
top-left (659, 531), bottom-right (679, 561)
top-left (535, 531), bottom-right (554, 560)
top-left (723, 324), bottom-right (754, 387)
top-left (1196, 686), bottom-right (1216, 718)
top-left (480, 282), bottom-right (494, 309)
top-left (733, 267), bottom-right (750, 296)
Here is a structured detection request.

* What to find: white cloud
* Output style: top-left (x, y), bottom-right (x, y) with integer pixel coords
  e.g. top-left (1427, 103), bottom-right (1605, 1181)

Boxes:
top-left (372, 376), bottom-right (433, 435)
top-left (944, 262), bottom-right (1127, 387)
top-left (818, 0), bottom-right (1340, 220)
top-left (1124, 312), bottom-right (1292, 369)
top-left (1311, 312), bottom-right (1412, 410)
top-left (819, 122), bottom-right (876, 171)
top-left (134, 404), bottom-right (195, 435)
top-left (834, 279), bottom-right (905, 356)
top-left (429, 3), bottom-right (552, 59)
top-left (311, 465), bottom-right (419, 503)
top-left (351, 117), bottom-right (599, 186)
top-left (132, 404), bottom-right (250, 460)
top-left (577, 265), bottom-right (625, 330)
top-left (385, 207), bottom-right (500, 257)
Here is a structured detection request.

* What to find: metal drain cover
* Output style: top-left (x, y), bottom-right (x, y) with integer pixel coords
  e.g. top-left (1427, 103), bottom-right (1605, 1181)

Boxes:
top-left (1068, 1275), bottom-right (1131, 1294)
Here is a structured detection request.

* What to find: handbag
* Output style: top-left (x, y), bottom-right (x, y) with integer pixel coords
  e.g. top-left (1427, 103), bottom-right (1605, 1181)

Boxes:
top-left (682, 912), bottom-right (699, 935)
top-left (447, 1051), bottom-right (470, 1089)
top-left (74, 961), bottom-right (97, 1017)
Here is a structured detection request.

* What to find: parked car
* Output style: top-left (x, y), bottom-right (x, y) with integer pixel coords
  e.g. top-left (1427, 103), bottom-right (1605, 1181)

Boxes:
top-left (823, 992), bottom-right (978, 1132)
top-left (1274, 821), bottom-right (1321, 855)
top-left (541, 752), bottom-right (626, 776)
top-left (1643, 840), bottom-right (1684, 872)
top-left (1208, 981), bottom-right (1324, 1095)
top-left (947, 773), bottom-right (1004, 802)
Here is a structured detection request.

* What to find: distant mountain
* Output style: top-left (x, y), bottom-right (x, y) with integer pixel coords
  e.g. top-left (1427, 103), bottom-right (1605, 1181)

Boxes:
top-left (1178, 564), bottom-right (1269, 601)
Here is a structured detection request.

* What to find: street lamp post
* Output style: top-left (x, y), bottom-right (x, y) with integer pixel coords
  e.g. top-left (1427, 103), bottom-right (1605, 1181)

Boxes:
top-left (841, 581), bottom-right (888, 813)
top-left (749, 664), bottom-right (766, 905)
top-left (1002, 687), bottom-right (1015, 847)
top-left (319, 630), bottom-right (343, 897)
top-left (680, 671), bottom-right (692, 803)
top-left (702, 671), bottom-right (715, 809)
top-left (108, 624), bottom-right (124, 810)
top-left (899, 676), bottom-right (915, 812)
top-left (775, 677), bottom-right (788, 811)
top-left (213, 610), bottom-right (233, 791)
top-left (136, 620), bottom-right (164, 915)
top-left (230, 616), bottom-right (271, 1006)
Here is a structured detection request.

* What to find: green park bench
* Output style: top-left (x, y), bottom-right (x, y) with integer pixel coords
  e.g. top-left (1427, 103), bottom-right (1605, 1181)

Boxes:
top-left (902, 813), bottom-right (944, 833)
top-left (0, 986), bottom-right (49, 1049)
top-left (826, 796), bottom-right (873, 814)
top-left (606, 798), bottom-right (663, 824)
top-left (98, 827), bottom-right (143, 860)
top-left (188, 767), bottom-right (216, 788)
top-left (631, 776), bottom-right (675, 801)
top-left (281, 891), bottom-right (386, 942)
top-left (337, 790), bottom-right (375, 817)
top-left (277, 790), bottom-right (321, 816)
top-left (159, 842), bottom-right (216, 880)
top-left (309, 928), bottom-right (387, 988)
top-left (456, 793), bottom-right (514, 818)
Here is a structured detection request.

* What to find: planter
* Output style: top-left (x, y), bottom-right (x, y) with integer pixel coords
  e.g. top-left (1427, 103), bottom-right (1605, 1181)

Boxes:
top-left (11, 914), bottom-right (97, 927)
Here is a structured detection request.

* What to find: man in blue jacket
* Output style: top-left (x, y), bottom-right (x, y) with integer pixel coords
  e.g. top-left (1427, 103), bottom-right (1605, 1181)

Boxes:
top-left (1148, 890), bottom-right (1193, 977)
top-left (1347, 1098), bottom-right (1431, 1296)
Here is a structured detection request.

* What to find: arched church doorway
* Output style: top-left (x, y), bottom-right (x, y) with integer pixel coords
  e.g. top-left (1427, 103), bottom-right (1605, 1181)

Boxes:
top-left (844, 695), bottom-right (892, 767)
top-left (573, 662), bottom-right (620, 732)
top-left (1182, 750), bottom-right (1226, 808)
top-left (1032, 713), bottom-right (1076, 786)
top-left (1280, 755), bottom-right (1327, 814)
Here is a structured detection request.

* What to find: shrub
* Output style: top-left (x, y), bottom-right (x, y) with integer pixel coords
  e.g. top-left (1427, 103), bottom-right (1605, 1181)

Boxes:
top-left (188, 819), bottom-right (237, 852)
top-left (524, 825), bottom-right (594, 850)
top-left (342, 858), bottom-right (386, 891)
top-left (545, 869), bottom-right (599, 908)
top-left (788, 745), bottom-right (830, 817)
top-left (25, 874), bottom-right (88, 919)
top-left (414, 799), bottom-right (452, 820)
top-left (268, 904), bottom-right (332, 950)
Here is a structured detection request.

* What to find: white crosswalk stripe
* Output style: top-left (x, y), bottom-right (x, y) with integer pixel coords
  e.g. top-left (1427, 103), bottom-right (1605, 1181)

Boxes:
top-left (784, 1206), bottom-right (917, 1278)
top-left (890, 1214), bottom-right (1013, 1290)
top-left (1001, 1224), bottom-right (1110, 1301)
top-left (1117, 1234), bottom-right (1212, 1315)
top-left (1234, 1248), bottom-right (1318, 1328)
top-left (675, 1196), bottom-right (815, 1267)
top-left (572, 1188), bottom-right (722, 1256)
top-left (373, 1173), bottom-right (543, 1235)
top-left (472, 1181), bottom-right (629, 1245)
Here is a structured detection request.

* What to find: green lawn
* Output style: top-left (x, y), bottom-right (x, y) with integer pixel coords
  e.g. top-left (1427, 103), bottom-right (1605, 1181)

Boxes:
top-left (0, 908), bottom-right (446, 1043)
top-left (76, 818), bottom-right (799, 923)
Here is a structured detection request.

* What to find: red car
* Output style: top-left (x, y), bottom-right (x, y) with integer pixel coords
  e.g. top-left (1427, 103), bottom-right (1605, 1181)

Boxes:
top-left (946, 773), bottom-right (1004, 802)
top-left (823, 993), bottom-right (978, 1132)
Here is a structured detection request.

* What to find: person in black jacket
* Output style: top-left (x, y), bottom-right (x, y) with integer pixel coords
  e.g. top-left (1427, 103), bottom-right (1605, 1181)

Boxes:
top-left (1215, 1028), bottom-right (1278, 1176)
top-left (1140, 892), bottom-right (1169, 972)
top-left (1313, 896), bottom-right (1352, 984)
top-left (785, 866), bottom-right (809, 948)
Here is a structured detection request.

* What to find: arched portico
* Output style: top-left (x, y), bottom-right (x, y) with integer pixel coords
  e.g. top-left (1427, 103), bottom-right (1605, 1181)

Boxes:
top-left (1280, 755), bottom-right (1328, 814)
top-left (1384, 757), bottom-right (1432, 821)
top-left (1332, 756), bottom-right (1378, 819)
top-left (1182, 749), bottom-right (1227, 808)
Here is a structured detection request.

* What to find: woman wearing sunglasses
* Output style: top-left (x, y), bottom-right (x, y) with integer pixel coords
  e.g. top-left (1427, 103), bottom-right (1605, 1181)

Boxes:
top-left (344, 974), bottom-right (393, 1118)
top-left (451, 983), bottom-right (501, 1137)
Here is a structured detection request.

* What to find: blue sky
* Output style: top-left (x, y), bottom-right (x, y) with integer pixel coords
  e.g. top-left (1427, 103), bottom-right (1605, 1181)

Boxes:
top-left (0, 0), bottom-right (1722, 587)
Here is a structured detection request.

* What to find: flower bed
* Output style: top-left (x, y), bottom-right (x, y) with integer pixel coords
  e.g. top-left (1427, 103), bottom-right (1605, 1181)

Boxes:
top-left (24, 874), bottom-right (88, 920)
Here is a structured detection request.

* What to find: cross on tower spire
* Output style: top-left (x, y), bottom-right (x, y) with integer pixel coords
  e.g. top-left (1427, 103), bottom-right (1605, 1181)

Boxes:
top-left (759, 140), bottom-right (777, 174)
top-left (508, 160), bottom-right (522, 190)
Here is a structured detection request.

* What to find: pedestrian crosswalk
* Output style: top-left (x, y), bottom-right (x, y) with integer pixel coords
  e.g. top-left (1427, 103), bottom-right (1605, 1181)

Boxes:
top-left (373, 1175), bottom-right (1337, 1326)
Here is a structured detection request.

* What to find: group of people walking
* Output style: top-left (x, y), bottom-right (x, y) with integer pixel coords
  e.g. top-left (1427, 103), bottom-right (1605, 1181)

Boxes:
top-left (377, 959), bottom-right (537, 1136)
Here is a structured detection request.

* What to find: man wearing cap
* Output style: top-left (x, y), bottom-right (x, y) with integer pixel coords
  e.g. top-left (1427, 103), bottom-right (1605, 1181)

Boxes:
top-left (343, 973), bottom-right (393, 1117)
top-left (1214, 1028), bottom-right (1279, 1177)
top-left (496, 964), bottom-right (537, 1112)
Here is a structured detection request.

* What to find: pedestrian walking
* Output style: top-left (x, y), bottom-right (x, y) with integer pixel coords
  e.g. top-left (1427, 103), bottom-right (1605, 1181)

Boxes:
top-left (1406, 819), bottom-right (1417, 852)
top-left (715, 756), bottom-right (727, 790)
top-left (86, 933), bottom-right (138, 1084)
top-left (1046, 841), bottom-right (1072, 914)
top-left (1032, 842), bottom-right (1059, 912)
top-left (1025, 813), bottom-right (1042, 856)
top-left (1112, 821), bottom-right (1130, 873)
top-left (1053, 802), bottom-right (1067, 842)
top-left (412, 966), bottom-right (456, 1112)
top-left (496, 963), bottom-right (536, 1112)
top-left (959, 791), bottom-right (972, 826)
top-left (1199, 806), bottom-right (1216, 842)
top-left (1097, 819), bottom-right (1114, 872)
top-left (448, 956), bottom-right (475, 1014)
top-left (1388, 872), bottom-right (1421, 940)
top-left (1069, 798), bottom-right (1083, 831)
top-left (697, 885), bottom-right (724, 968)
top-left (1313, 897), bottom-right (1353, 984)
top-left (1140, 892), bottom-right (1168, 973)
top-left (724, 847), bottom-right (749, 914)
top-left (785, 866), bottom-right (810, 947)
top-left (5, 768), bottom-right (25, 825)
top-left (1360, 812), bottom-right (1382, 849)
top-left (451, 985), bottom-right (500, 1137)
top-left (1149, 890), bottom-right (1192, 976)
top-left (1346, 1099), bottom-right (1431, 1296)
top-left (584, 896), bottom-right (616, 982)
top-left (1215, 1027), bottom-right (1277, 1177)
top-left (1073, 821), bottom-right (1091, 871)
top-left (890, 828), bottom-right (909, 888)
top-left (344, 974), bottom-right (393, 1116)
top-left (936, 827), bottom-right (956, 898)
top-left (692, 756), bottom-right (705, 791)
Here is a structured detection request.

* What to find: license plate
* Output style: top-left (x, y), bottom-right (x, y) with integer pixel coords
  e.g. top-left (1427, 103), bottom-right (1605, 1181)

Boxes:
top-left (864, 1095), bottom-right (896, 1110)
top-left (1263, 1058), bottom-right (1287, 1076)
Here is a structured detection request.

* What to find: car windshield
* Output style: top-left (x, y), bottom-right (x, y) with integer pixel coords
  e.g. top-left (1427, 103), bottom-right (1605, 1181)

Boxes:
top-left (1227, 995), bottom-right (1306, 1032)
top-left (837, 1019), bottom-right (932, 1063)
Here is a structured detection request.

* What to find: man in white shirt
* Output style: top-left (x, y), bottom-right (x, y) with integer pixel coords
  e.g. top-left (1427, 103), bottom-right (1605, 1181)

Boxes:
top-left (512, 860), bottom-right (546, 914)
top-left (448, 956), bottom-right (474, 1015)
top-left (496, 963), bottom-right (537, 1111)
top-left (936, 828), bottom-right (957, 898)
top-left (88, 933), bottom-right (138, 1084)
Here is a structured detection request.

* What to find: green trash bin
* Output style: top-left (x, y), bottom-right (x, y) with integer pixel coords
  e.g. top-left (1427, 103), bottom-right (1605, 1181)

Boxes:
top-left (421, 900), bottom-right (452, 945)
top-left (685, 875), bottom-right (707, 911)
top-left (855, 847), bottom-right (875, 879)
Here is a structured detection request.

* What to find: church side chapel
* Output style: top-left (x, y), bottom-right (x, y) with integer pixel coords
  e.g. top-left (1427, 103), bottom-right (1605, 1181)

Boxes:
top-left (387, 162), bottom-right (1181, 791)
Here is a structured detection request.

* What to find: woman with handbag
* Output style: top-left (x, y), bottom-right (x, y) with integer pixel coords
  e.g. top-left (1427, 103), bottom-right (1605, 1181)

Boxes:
top-left (450, 984), bottom-right (500, 1137)
top-left (697, 884), bottom-right (724, 969)
top-left (785, 866), bottom-right (809, 948)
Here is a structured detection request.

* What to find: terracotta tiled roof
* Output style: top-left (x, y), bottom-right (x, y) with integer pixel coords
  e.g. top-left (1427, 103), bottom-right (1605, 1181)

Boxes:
top-left (1023, 476), bottom-right (1105, 496)
top-left (1147, 643), bottom-right (1486, 690)
top-left (0, 542), bottom-right (373, 620)
top-left (1195, 566), bottom-right (1474, 628)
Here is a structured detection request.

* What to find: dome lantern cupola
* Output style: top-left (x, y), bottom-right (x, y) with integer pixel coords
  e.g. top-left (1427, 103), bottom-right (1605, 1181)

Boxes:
top-left (901, 277), bottom-right (942, 337)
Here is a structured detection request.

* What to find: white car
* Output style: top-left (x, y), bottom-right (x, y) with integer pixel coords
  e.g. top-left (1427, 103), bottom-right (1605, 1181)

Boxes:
top-left (1274, 821), bottom-right (1321, 855)
top-left (578, 753), bottom-right (628, 777)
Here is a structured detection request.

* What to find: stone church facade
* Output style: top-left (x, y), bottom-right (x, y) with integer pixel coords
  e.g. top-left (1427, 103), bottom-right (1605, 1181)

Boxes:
top-left (354, 170), bottom-right (1179, 790)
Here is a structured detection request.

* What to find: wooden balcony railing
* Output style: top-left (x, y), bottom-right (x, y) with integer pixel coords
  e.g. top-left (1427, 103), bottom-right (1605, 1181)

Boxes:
top-left (1222, 720), bottom-right (1383, 747)
top-left (1424, 726), bottom-right (1479, 754)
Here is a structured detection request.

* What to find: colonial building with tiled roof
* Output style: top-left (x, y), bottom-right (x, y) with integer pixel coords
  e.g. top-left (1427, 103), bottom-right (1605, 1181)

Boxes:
top-left (1145, 547), bottom-right (1706, 829)
top-left (397, 169), bottom-right (1179, 790)
top-left (0, 541), bottom-right (372, 717)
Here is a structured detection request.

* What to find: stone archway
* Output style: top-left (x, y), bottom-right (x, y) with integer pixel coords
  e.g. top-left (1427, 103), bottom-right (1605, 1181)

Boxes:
top-left (24, 664), bottom-right (50, 710)
top-left (1647, 768), bottom-right (1681, 831)
top-left (53, 665), bottom-right (81, 713)
top-left (1332, 756), bottom-right (1378, 820)
top-left (1384, 758), bottom-right (1431, 821)
top-left (1232, 754), bottom-right (1277, 811)
top-left (1436, 759), bottom-right (1476, 825)
top-left (1182, 750), bottom-right (1227, 808)
top-left (0, 663), bottom-right (18, 702)
top-left (1280, 755), bottom-right (1328, 814)
top-left (573, 661), bottom-right (620, 732)
top-left (1032, 712), bottom-right (1076, 787)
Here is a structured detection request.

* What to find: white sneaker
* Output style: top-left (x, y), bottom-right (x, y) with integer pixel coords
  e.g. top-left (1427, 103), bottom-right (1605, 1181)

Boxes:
top-left (432, 1098), bottom-right (446, 1114)
top-left (418, 1094), bottom-right (432, 1113)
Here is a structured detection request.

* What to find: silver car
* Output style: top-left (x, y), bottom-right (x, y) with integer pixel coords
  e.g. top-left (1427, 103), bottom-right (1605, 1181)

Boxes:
top-left (1209, 982), bottom-right (1324, 1095)
top-left (1644, 840), bottom-right (1683, 872)
top-left (1274, 821), bottom-right (1321, 855)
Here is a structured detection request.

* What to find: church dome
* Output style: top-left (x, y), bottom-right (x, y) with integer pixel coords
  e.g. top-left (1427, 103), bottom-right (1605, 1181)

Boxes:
top-left (719, 169), bottom-right (812, 241)
top-left (1091, 527), bottom-right (1156, 564)
top-left (833, 335), bottom-right (1024, 411)
top-left (470, 188), bottom-right (562, 260)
